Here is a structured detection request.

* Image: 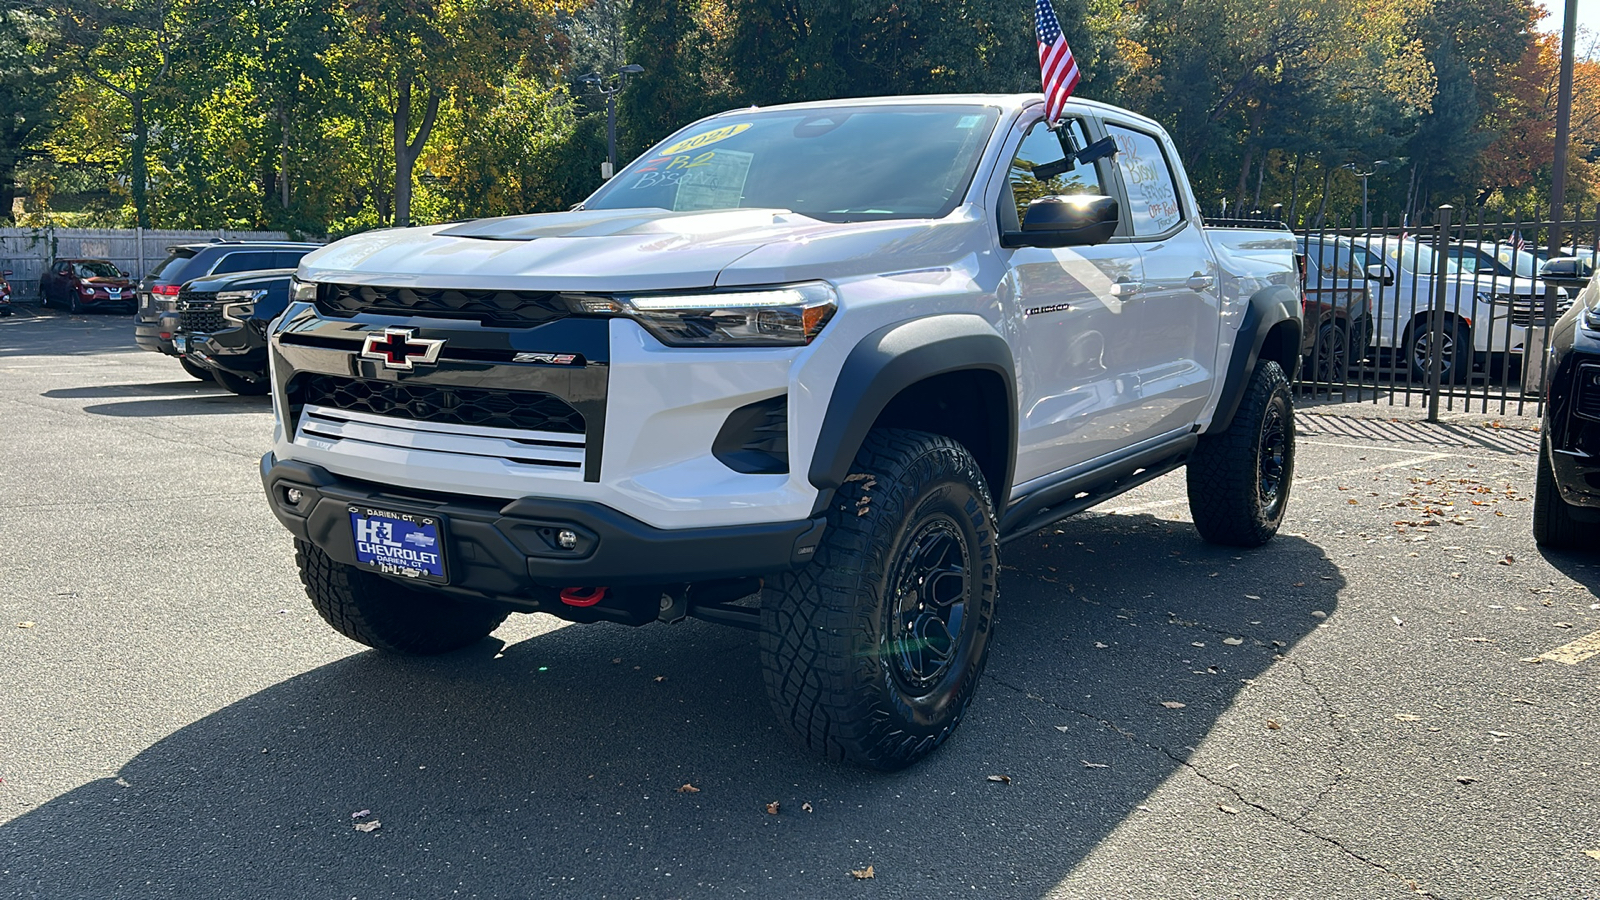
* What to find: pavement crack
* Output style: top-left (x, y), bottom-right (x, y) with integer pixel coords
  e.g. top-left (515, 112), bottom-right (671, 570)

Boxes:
top-left (990, 674), bottom-right (1449, 899)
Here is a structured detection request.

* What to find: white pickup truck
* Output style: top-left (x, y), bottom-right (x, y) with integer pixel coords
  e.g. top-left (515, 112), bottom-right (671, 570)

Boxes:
top-left (261, 94), bottom-right (1302, 769)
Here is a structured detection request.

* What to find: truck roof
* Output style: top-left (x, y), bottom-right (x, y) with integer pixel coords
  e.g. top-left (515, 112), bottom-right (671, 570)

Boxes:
top-left (690, 93), bottom-right (1165, 132)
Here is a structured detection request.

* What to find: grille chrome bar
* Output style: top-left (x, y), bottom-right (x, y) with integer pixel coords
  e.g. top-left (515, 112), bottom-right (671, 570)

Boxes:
top-left (296, 405), bottom-right (585, 472)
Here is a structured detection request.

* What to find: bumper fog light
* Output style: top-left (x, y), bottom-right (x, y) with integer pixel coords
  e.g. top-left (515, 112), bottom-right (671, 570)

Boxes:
top-left (558, 529), bottom-right (579, 550)
top-left (285, 487), bottom-right (303, 505)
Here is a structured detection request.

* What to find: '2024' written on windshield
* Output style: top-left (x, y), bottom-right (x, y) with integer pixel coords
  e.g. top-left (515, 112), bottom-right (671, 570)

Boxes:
top-left (1112, 132), bottom-right (1181, 232)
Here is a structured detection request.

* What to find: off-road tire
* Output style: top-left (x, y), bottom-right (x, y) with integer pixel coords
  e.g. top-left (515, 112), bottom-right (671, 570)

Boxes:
top-left (179, 356), bottom-right (213, 381)
top-left (212, 368), bottom-right (270, 396)
top-left (295, 539), bottom-right (508, 654)
top-left (1188, 360), bottom-right (1294, 547)
top-left (760, 429), bottom-right (999, 771)
top-left (1533, 439), bottom-right (1590, 549)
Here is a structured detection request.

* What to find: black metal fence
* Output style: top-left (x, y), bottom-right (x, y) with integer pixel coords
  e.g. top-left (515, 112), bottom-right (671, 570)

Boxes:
top-left (1212, 204), bottom-right (1600, 421)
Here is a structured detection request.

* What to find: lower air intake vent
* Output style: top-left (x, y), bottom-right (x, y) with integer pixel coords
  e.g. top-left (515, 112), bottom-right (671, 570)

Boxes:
top-left (292, 374), bottom-right (585, 434)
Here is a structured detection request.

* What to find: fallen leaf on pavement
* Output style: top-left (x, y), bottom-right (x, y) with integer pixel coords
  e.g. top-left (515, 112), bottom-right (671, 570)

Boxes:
top-left (1093, 642), bottom-right (1108, 649)
top-left (802, 802), bottom-right (813, 813)
top-left (766, 801), bottom-right (780, 815)
top-left (1498, 555), bottom-right (1514, 566)
top-left (354, 820), bottom-right (381, 833)
top-left (1266, 719), bottom-right (1282, 730)
top-left (677, 784), bottom-right (700, 793)
top-left (1159, 701), bottom-right (1186, 709)
top-left (1554, 622), bottom-right (1574, 629)
top-left (1583, 850), bottom-right (1600, 862)
top-left (654, 675), bottom-right (666, 683)
top-left (1223, 637), bottom-right (1244, 645)
top-left (850, 865), bottom-right (875, 880)
top-left (1082, 761), bottom-right (1109, 769)
top-left (1392, 615), bottom-right (1404, 626)
top-left (1394, 714), bottom-right (1421, 721)
top-left (986, 774), bottom-right (1012, 784)
top-left (1456, 776), bottom-right (1478, 785)
top-left (1218, 804), bottom-right (1239, 815)
top-left (17, 622), bottom-right (35, 629)
top-left (1245, 594), bottom-right (1262, 600)
top-left (351, 809), bottom-right (371, 819)
top-left (1055, 725), bottom-right (1070, 733)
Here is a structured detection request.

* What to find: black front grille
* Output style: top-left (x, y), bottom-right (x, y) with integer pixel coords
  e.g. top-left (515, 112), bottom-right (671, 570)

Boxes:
top-left (293, 374), bottom-right (585, 434)
top-left (177, 290), bottom-right (224, 333)
top-left (318, 284), bottom-right (570, 328)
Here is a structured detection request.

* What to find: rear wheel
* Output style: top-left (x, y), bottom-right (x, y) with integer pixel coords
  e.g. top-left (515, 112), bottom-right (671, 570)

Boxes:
top-left (295, 539), bottom-right (508, 654)
top-left (179, 356), bottom-right (213, 381)
top-left (1304, 321), bottom-right (1349, 383)
top-left (1188, 360), bottom-right (1294, 547)
top-left (212, 368), bottom-right (270, 396)
top-left (1533, 440), bottom-right (1592, 549)
top-left (760, 429), bottom-right (999, 770)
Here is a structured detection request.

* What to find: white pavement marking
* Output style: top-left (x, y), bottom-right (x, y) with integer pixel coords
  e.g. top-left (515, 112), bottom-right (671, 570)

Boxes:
top-left (1540, 630), bottom-right (1600, 665)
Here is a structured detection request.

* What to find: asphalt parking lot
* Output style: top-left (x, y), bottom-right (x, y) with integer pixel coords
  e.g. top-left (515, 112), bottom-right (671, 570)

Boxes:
top-left (2, 308), bottom-right (1597, 900)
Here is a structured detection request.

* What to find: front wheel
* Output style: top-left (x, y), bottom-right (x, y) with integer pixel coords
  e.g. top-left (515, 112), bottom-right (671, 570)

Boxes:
top-left (179, 356), bottom-right (213, 381)
top-left (295, 539), bottom-right (508, 654)
top-left (1533, 440), bottom-right (1592, 549)
top-left (1187, 360), bottom-right (1295, 547)
top-left (1407, 318), bottom-right (1472, 385)
top-left (760, 429), bottom-right (999, 770)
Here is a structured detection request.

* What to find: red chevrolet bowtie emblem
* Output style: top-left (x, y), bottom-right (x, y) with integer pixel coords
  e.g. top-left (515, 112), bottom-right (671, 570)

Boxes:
top-left (361, 327), bottom-right (445, 370)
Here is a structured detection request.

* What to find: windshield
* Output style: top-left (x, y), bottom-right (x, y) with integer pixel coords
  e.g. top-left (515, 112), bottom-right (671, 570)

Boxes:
top-left (1379, 240), bottom-right (1460, 275)
top-left (1493, 245), bottom-right (1539, 279)
top-left (74, 261), bottom-right (125, 279)
top-left (584, 105), bottom-right (1001, 222)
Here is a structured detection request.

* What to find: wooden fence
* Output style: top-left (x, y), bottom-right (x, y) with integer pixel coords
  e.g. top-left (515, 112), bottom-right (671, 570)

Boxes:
top-left (0, 228), bottom-right (292, 301)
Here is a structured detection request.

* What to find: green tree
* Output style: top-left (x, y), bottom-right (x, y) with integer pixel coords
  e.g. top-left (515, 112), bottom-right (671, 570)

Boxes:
top-left (0, 6), bottom-right (62, 222)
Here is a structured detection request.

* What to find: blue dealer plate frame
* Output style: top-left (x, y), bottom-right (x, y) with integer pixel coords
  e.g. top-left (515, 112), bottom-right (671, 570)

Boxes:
top-left (348, 505), bottom-right (449, 584)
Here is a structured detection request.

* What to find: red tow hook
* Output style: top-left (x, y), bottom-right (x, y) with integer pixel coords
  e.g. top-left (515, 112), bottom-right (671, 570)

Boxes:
top-left (559, 586), bottom-right (608, 607)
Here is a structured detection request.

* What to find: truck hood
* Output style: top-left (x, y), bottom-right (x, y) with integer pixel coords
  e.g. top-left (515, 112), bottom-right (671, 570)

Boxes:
top-left (297, 206), bottom-right (985, 293)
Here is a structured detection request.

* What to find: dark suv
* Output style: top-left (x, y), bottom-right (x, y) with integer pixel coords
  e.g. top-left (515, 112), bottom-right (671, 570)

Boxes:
top-left (135, 241), bottom-right (320, 377)
top-left (172, 269), bottom-right (292, 395)
top-left (1535, 271), bottom-right (1600, 548)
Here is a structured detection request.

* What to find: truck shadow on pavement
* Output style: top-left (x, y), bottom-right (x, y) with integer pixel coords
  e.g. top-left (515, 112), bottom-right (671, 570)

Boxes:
top-left (0, 514), bottom-right (1343, 899)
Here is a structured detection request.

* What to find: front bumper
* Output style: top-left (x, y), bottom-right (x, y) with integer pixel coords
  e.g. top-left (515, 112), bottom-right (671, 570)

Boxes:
top-left (1544, 335), bottom-right (1600, 512)
top-left (262, 455), bottom-right (825, 596)
top-left (187, 325), bottom-right (267, 377)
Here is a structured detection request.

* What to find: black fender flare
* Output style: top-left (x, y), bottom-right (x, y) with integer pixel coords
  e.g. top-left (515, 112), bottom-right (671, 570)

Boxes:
top-left (1210, 285), bottom-right (1302, 433)
top-left (808, 314), bottom-right (1017, 503)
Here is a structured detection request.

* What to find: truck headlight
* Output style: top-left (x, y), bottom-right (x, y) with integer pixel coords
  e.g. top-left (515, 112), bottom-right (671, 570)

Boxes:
top-left (289, 278), bottom-right (318, 304)
top-left (219, 289), bottom-right (268, 323)
top-left (595, 282), bottom-right (837, 347)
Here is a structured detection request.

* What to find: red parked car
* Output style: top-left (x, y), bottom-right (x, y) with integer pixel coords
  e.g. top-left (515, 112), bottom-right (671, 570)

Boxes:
top-left (39, 259), bottom-right (137, 314)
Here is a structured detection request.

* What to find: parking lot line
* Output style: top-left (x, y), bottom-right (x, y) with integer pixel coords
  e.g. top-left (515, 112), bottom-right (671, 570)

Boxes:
top-left (1539, 630), bottom-right (1600, 665)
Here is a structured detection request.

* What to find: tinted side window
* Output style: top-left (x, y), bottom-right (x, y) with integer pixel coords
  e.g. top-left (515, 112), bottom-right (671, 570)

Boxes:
top-left (274, 250), bottom-right (312, 269)
top-left (1007, 119), bottom-right (1104, 225)
top-left (1104, 123), bottom-right (1184, 237)
top-left (209, 252), bottom-right (277, 275)
top-left (148, 251), bottom-right (195, 281)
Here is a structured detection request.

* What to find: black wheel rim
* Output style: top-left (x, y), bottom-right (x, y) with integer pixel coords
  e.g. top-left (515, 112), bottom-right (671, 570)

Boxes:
top-left (1258, 402), bottom-right (1287, 513)
top-left (1315, 326), bottom-right (1346, 380)
top-left (885, 514), bottom-right (971, 695)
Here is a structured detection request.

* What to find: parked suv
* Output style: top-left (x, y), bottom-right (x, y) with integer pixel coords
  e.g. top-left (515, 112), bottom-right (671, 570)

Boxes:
top-left (39, 259), bottom-right (137, 313)
top-left (135, 241), bottom-right (320, 377)
top-left (1534, 269), bottom-right (1600, 548)
top-left (171, 269), bottom-right (292, 395)
top-left (261, 94), bottom-right (1303, 770)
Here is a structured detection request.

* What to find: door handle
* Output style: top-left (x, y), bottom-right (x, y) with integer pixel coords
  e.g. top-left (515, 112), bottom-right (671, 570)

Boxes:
top-left (1186, 273), bottom-right (1215, 291)
top-left (1111, 280), bottom-right (1144, 297)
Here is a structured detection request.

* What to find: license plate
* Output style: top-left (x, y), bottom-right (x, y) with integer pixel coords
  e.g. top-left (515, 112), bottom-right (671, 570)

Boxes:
top-left (349, 506), bottom-right (448, 582)
top-left (173, 335), bottom-right (187, 352)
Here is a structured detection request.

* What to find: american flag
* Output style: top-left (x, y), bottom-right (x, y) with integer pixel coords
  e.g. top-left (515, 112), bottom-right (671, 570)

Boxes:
top-left (1036, 0), bottom-right (1082, 123)
top-left (1511, 231), bottom-right (1527, 252)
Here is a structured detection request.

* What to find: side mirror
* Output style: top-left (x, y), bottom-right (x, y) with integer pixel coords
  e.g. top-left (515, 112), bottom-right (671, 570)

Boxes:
top-left (1365, 263), bottom-right (1394, 287)
top-left (1002, 195), bottom-right (1120, 249)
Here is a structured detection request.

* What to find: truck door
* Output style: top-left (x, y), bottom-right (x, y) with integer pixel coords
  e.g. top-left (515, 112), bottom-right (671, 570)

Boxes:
top-left (998, 115), bottom-right (1149, 487)
top-left (1101, 121), bottom-right (1221, 442)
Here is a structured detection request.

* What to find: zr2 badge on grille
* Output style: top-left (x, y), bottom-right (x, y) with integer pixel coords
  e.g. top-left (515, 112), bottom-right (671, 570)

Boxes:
top-left (349, 506), bottom-right (448, 582)
top-left (362, 327), bottom-right (445, 370)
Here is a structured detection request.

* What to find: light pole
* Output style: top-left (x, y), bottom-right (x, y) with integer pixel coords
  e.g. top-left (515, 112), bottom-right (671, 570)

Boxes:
top-left (1341, 160), bottom-right (1394, 231)
top-left (579, 63), bottom-right (645, 180)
